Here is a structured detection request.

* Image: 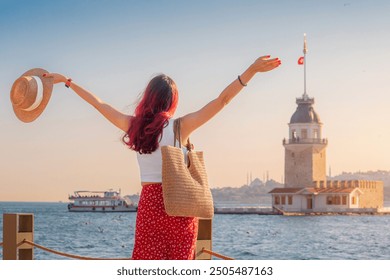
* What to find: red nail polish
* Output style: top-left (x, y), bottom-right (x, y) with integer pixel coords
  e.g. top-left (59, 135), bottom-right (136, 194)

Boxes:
top-left (43, 73), bottom-right (47, 77)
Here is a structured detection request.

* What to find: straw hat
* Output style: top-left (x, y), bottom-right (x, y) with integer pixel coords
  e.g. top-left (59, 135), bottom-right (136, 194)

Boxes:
top-left (10, 68), bottom-right (54, 123)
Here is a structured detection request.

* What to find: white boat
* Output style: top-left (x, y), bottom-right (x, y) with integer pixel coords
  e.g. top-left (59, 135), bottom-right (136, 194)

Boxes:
top-left (67, 189), bottom-right (137, 212)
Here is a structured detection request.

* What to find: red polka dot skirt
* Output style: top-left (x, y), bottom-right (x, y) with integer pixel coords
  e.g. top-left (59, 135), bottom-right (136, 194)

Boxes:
top-left (132, 184), bottom-right (199, 260)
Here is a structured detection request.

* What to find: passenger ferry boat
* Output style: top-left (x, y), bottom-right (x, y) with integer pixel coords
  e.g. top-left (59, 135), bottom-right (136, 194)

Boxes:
top-left (68, 189), bottom-right (137, 212)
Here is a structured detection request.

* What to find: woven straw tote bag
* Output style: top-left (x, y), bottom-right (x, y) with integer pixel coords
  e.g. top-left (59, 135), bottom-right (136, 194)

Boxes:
top-left (161, 118), bottom-right (214, 219)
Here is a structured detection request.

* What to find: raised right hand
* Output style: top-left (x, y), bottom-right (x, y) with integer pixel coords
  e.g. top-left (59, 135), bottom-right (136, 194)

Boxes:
top-left (249, 55), bottom-right (281, 73)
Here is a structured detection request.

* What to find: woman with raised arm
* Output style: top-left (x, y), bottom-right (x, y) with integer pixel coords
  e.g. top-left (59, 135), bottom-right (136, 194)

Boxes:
top-left (44, 55), bottom-right (281, 260)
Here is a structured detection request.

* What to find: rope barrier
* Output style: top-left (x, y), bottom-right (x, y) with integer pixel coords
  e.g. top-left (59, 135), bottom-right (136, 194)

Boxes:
top-left (201, 248), bottom-right (234, 260)
top-left (2, 239), bottom-right (233, 260)
top-left (18, 240), bottom-right (131, 260)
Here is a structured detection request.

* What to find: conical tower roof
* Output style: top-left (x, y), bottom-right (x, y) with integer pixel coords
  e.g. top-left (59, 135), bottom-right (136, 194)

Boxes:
top-left (289, 95), bottom-right (321, 124)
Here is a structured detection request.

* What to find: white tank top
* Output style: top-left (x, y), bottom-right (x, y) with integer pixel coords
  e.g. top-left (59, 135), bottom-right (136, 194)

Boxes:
top-left (136, 118), bottom-right (183, 182)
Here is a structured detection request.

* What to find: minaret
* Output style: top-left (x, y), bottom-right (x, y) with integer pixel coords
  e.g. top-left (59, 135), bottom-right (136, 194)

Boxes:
top-left (283, 34), bottom-right (328, 188)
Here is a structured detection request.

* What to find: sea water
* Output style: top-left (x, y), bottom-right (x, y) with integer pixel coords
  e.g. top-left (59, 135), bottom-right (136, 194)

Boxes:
top-left (1, 202), bottom-right (390, 260)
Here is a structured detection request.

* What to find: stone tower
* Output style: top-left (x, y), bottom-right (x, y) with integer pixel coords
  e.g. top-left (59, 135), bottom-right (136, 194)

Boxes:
top-left (283, 93), bottom-right (327, 188)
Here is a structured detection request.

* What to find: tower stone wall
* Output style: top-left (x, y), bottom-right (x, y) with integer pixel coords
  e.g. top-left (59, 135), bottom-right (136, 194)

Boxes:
top-left (284, 145), bottom-right (327, 188)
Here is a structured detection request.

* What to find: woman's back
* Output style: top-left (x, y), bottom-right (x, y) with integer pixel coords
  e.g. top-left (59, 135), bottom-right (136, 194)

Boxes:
top-left (136, 119), bottom-right (175, 183)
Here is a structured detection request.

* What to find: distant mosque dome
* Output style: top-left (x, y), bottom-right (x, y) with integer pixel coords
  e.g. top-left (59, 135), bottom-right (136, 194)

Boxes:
top-left (289, 95), bottom-right (321, 124)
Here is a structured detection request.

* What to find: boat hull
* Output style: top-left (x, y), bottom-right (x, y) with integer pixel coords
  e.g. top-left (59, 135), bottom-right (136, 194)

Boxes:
top-left (68, 204), bottom-right (137, 212)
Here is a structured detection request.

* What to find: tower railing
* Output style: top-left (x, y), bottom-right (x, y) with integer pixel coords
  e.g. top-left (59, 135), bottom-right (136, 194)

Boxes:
top-left (283, 138), bottom-right (328, 145)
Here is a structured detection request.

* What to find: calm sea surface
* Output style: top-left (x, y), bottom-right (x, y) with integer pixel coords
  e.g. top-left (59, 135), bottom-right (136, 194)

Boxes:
top-left (1, 202), bottom-right (390, 260)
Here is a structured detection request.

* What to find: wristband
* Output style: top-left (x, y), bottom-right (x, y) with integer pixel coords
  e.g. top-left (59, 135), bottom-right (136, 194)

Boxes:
top-left (238, 75), bottom-right (247, 87)
top-left (65, 78), bottom-right (72, 88)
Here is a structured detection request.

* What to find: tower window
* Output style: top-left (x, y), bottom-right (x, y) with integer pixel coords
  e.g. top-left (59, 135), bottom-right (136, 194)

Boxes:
top-left (301, 129), bottom-right (308, 139)
top-left (313, 129), bottom-right (318, 139)
top-left (292, 130), bottom-right (297, 140)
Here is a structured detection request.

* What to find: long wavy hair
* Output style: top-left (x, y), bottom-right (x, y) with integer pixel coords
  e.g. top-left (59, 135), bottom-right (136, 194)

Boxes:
top-left (123, 74), bottom-right (178, 154)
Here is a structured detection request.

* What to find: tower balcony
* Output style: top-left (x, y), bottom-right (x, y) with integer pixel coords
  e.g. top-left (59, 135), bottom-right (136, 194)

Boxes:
top-left (283, 138), bottom-right (328, 145)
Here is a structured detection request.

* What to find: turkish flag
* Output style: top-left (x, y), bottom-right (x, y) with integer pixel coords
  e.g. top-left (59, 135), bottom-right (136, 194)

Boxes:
top-left (298, 56), bottom-right (304, 65)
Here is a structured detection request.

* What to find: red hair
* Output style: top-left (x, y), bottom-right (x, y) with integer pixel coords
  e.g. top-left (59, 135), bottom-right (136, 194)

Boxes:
top-left (123, 74), bottom-right (178, 154)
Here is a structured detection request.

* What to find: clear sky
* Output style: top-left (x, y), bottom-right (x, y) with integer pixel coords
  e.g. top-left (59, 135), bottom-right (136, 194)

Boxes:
top-left (1, 0), bottom-right (390, 202)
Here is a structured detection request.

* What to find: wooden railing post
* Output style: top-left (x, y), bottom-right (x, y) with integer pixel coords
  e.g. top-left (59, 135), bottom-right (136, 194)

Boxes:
top-left (3, 213), bottom-right (34, 260)
top-left (195, 218), bottom-right (212, 260)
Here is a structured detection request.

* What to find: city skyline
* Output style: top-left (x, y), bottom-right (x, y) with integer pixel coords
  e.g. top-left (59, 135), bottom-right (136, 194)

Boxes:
top-left (1, 0), bottom-right (390, 201)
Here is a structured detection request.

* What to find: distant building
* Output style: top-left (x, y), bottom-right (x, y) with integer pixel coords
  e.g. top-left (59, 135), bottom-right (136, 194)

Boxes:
top-left (269, 93), bottom-right (384, 213)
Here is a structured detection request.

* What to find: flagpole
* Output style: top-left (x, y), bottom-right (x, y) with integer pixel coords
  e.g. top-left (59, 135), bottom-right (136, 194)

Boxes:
top-left (303, 33), bottom-right (308, 99)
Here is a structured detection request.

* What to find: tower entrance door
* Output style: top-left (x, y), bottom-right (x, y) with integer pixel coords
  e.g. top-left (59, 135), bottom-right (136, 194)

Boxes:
top-left (307, 197), bottom-right (313, 209)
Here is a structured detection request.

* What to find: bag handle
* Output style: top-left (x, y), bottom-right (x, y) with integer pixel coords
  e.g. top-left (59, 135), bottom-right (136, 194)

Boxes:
top-left (173, 118), bottom-right (192, 151)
